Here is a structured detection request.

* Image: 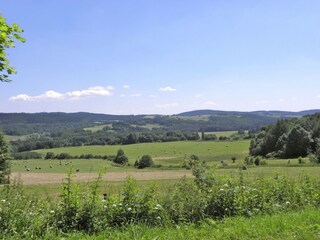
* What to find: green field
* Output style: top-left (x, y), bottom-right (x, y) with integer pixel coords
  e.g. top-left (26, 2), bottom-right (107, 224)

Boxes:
top-left (34, 140), bottom-right (250, 165)
top-left (199, 131), bottom-right (238, 138)
top-left (84, 124), bottom-right (113, 132)
top-left (10, 140), bottom-right (320, 176)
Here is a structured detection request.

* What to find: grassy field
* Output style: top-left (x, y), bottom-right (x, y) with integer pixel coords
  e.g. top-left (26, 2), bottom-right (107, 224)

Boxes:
top-left (33, 140), bottom-right (250, 165)
top-left (84, 124), bottom-right (113, 132)
top-left (10, 140), bottom-right (319, 175)
top-left (198, 131), bottom-right (238, 138)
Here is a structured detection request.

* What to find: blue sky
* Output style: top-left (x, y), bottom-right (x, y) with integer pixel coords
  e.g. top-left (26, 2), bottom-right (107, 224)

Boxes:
top-left (1, 0), bottom-right (320, 114)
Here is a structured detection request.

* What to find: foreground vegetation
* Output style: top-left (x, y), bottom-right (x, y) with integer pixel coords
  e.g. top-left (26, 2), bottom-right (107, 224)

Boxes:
top-left (49, 208), bottom-right (320, 239)
top-left (1, 165), bottom-right (320, 239)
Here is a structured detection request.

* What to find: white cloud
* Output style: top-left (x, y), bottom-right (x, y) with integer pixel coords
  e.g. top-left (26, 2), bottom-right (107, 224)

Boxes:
top-left (159, 86), bottom-right (176, 92)
top-left (278, 98), bottom-right (285, 102)
top-left (120, 94), bottom-right (126, 97)
top-left (155, 103), bottom-right (179, 108)
top-left (195, 94), bottom-right (204, 98)
top-left (148, 94), bottom-right (158, 98)
top-left (122, 85), bottom-right (130, 89)
top-left (130, 93), bottom-right (142, 97)
top-left (317, 95), bottom-right (320, 98)
top-left (9, 94), bottom-right (32, 101)
top-left (9, 86), bottom-right (114, 101)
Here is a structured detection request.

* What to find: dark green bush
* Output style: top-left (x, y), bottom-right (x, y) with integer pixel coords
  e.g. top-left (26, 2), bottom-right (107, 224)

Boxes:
top-left (134, 155), bottom-right (153, 169)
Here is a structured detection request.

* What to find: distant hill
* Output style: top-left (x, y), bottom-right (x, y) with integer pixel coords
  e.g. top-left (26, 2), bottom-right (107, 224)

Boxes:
top-left (177, 109), bottom-right (320, 118)
top-left (1, 109), bottom-right (319, 136)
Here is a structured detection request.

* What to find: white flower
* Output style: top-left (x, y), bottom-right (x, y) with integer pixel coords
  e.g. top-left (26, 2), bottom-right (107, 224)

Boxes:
top-left (285, 201), bottom-right (290, 205)
top-left (157, 216), bottom-right (161, 220)
top-left (101, 199), bottom-right (106, 202)
top-left (1, 200), bottom-right (5, 203)
top-left (50, 210), bottom-right (55, 214)
top-left (112, 204), bottom-right (117, 207)
top-left (127, 207), bottom-right (132, 211)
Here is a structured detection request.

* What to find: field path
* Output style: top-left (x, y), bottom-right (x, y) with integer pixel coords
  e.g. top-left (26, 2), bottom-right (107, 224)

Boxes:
top-left (11, 171), bottom-right (192, 185)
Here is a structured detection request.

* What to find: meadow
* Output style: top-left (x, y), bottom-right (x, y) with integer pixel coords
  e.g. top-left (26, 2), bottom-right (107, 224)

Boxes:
top-left (33, 140), bottom-right (250, 165)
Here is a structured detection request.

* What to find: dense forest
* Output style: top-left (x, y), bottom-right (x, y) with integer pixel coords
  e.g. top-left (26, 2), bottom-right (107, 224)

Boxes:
top-left (250, 113), bottom-right (320, 160)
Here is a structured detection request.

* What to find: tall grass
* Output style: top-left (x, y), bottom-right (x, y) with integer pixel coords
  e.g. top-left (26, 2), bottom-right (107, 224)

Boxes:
top-left (1, 165), bottom-right (320, 238)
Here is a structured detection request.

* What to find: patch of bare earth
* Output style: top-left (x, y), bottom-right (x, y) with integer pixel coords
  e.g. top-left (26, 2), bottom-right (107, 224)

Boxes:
top-left (11, 171), bottom-right (192, 185)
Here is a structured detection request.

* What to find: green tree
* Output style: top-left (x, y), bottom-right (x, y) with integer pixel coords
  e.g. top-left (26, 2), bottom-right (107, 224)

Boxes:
top-left (0, 131), bottom-right (10, 184)
top-left (113, 149), bottom-right (128, 165)
top-left (134, 155), bottom-right (153, 169)
top-left (284, 126), bottom-right (312, 158)
top-left (0, 14), bottom-right (25, 82)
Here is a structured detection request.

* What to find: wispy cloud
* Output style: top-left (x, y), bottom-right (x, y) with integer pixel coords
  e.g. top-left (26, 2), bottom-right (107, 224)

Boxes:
top-left (195, 94), bottom-right (204, 98)
top-left (148, 94), bottom-right (158, 98)
top-left (159, 86), bottom-right (176, 92)
top-left (122, 85), bottom-right (130, 89)
top-left (130, 93), bottom-right (142, 97)
top-left (155, 103), bottom-right (179, 108)
top-left (317, 94), bottom-right (320, 98)
top-left (9, 86), bottom-right (114, 101)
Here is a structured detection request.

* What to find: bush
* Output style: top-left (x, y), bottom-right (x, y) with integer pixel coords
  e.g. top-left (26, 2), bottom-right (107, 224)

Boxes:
top-left (113, 149), bottom-right (128, 165)
top-left (135, 155), bottom-right (153, 169)
top-left (114, 155), bottom-right (128, 165)
top-left (254, 157), bottom-right (261, 166)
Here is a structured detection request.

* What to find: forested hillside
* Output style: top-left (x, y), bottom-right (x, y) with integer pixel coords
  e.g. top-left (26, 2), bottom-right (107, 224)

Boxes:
top-left (250, 113), bottom-right (320, 159)
top-left (2, 110), bottom-right (319, 136)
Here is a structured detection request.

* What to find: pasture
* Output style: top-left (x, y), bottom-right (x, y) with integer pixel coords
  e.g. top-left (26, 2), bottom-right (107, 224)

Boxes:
top-left (33, 140), bottom-right (250, 166)
top-left (9, 140), bottom-right (320, 183)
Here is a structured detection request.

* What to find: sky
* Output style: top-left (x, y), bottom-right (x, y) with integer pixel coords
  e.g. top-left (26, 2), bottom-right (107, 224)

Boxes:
top-left (1, 0), bottom-right (320, 115)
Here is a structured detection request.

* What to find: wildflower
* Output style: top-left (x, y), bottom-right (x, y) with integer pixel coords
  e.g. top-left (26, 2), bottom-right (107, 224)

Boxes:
top-left (157, 216), bottom-right (161, 220)
top-left (50, 210), bottom-right (55, 214)
top-left (285, 201), bottom-right (290, 205)
top-left (127, 207), bottom-right (132, 211)
top-left (101, 199), bottom-right (106, 202)
top-left (1, 200), bottom-right (5, 203)
top-left (112, 204), bottom-right (117, 207)
top-left (220, 188), bottom-right (224, 191)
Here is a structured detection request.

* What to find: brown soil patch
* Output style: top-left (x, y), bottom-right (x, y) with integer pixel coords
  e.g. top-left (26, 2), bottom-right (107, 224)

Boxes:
top-left (11, 171), bottom-right (192, 185)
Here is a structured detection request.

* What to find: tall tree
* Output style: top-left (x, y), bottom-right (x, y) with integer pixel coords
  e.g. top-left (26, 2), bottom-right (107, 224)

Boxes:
top-left (0, 14), bottom-right (25, 82)
top-left (0, 131), bottom-right (10, 184)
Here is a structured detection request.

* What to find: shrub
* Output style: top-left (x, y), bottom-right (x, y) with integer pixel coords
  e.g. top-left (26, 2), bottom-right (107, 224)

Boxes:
top-left (114, 155), bottom-right (128, 165)
top-left (113, 149), bottom-right (128, 165)
top-left (254, 157), bottom-right (261, 166)
top-left (135, 155), bottom-right (153, 169)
